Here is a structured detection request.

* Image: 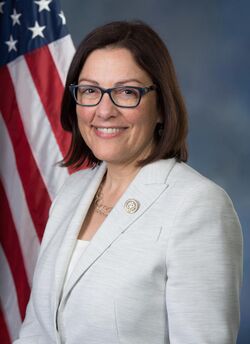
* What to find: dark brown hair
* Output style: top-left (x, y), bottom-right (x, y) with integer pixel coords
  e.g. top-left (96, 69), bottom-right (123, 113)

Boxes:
top-left (60, 20), bottom-right (188, 169)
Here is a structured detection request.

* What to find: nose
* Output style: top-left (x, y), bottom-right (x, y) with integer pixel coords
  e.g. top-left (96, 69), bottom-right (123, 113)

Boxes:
top-left (95, 93), bottom-right (119, 119)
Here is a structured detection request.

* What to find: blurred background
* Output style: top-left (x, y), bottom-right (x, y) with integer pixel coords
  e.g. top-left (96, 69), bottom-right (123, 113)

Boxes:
top-left (61, 0), bottom-right (249, 342)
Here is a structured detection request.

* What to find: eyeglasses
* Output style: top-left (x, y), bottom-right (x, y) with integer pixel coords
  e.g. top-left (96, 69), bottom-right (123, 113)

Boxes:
top-left (69, 84), bottom-right (157, 108)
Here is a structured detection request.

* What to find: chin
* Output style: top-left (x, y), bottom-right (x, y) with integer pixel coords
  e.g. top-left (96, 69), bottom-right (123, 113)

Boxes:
top-left (92, 151), bottom-right (121, 163)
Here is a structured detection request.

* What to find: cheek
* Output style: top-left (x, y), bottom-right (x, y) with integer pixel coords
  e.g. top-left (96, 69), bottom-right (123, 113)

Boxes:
top-left (134, 98), bottom-right (160, 129)
top-left (76, 109), bottom-right (93, 133)
top-left (76, 113), bottom-right (91, 141)
top-left (132, 109), bottom-right (159, 134)
top-left (76, 106), bottom-right (94, 122)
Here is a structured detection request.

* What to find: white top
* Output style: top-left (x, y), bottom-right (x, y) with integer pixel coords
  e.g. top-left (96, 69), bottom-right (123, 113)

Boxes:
top-left (65, 240), bottom-right (89, 284)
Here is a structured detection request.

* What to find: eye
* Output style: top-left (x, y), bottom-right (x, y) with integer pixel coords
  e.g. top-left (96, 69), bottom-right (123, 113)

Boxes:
top-left (78, 86), bottom-right (97, 95)
top-left (85, 88), bottom-right (96, 94)
top-left (116, 87), bottom-right (139, 98)
top-left (124, 88), bottom-right (135, 95)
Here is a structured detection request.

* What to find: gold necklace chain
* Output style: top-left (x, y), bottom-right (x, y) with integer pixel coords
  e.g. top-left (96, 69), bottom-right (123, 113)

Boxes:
top-left (94, 183), bottom-right (113, 216)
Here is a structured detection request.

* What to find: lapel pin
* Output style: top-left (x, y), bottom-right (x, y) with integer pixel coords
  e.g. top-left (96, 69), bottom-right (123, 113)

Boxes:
top-left (124, 199), bottom-right (140, 214)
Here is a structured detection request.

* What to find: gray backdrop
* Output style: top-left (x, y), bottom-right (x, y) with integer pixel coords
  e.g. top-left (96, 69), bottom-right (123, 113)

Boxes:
top-left (61, 0), bottom-right (250, 342)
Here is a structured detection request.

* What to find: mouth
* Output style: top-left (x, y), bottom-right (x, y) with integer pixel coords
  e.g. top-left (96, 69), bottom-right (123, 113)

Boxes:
top-left (96, 127), bottom-right (124, 133)
top-left (93, 126), bottom-right (128, 138)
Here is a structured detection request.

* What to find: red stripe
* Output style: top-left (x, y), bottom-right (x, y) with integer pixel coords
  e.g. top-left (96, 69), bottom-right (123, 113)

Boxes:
top-left (0, 305), bottom-right (11, 344)
top-left (0, 65), bottom-right (51, 241)
top-left (25, 45), bottom-right (71, 159)
top-left (0, 181), bottom-right (30, 320)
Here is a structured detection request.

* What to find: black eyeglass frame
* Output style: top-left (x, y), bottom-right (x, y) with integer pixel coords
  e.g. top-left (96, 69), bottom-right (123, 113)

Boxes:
top-left (69, 84), bottom-right (157, 108)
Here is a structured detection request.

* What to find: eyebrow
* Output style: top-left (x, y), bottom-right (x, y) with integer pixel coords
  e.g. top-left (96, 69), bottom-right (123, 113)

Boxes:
top-left (77, 78), bottom-right (145, 86)
top-left (78, 78), bottom-right (99, 85)
top-left (115, 79), bottom-right (144, 86)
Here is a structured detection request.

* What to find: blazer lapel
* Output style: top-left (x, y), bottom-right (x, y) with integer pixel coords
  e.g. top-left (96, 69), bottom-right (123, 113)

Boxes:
top-left (62, 158), bottom-right (176, 301)
top-left (54, 163), bottom-right (107, 309)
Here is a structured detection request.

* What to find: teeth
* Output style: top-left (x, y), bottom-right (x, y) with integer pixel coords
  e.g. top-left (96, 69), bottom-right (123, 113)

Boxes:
top-left (97, 128), bottom-right (122, 133)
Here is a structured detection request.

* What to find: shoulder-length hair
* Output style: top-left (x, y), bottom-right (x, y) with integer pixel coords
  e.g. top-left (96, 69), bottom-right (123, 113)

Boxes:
top-left (60, 20), bottom-right (188, 169)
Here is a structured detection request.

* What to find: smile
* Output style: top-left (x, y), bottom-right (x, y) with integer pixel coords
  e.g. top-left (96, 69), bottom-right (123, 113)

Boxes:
top-left (94, 127), bottom-right (127, 139)
top-left (96, 127), bottom-right (124, 133)
top-left (93, 126), bottom-right (127, 138)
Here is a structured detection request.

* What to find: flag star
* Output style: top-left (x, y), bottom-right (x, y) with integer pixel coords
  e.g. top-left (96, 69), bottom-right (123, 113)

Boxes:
top-left (34, 0), bottom-right (52, 12)
top-left (0, 1), bottom-right (5, 14)
top-left (28, 21), bottom-right (46, 39)
top-left (5, 35), bottom-right (18, 52)
top-left (10, 8), bottom-right (22, 25)
top-left (58, 10), bottom-right (66, 25)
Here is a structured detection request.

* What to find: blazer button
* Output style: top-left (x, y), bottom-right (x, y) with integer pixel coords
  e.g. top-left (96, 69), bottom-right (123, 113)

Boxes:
top-left (124, 199), bottom-right (140, 214)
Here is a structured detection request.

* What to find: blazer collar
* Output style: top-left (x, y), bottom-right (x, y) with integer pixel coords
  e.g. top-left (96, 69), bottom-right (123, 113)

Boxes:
top-left (56, 158), bottom-right (176, 307)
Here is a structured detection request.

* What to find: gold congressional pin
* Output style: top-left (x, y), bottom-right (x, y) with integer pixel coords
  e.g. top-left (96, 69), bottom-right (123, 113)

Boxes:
top-left (124, 199), bottom-right (140, 214)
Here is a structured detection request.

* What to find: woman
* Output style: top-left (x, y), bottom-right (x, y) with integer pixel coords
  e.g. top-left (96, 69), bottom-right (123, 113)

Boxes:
top-left (15, 21), bottom-right (242, 344)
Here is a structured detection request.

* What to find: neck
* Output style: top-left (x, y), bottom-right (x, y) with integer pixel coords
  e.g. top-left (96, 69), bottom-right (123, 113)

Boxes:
top-left (102, 139), bottom-right (156, 194)
top-left (103, 162), bottom-right (141, 195)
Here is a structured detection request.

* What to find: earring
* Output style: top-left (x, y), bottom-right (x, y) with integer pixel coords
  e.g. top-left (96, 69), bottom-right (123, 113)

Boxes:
top-left (157, 123), bottom-right (164, 137)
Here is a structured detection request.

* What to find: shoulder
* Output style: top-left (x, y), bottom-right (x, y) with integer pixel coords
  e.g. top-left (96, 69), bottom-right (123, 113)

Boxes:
top-left (170, 161), bottom-right (217, 187)
top-left (169, 161), bottom-right (231, 204)
top-left (166, 161), bottom-right (241, 238)
top-left (156, 160), bottom-right (242, 235)
top-left (165, 161), bottom-right (242, 262)
top-left (59, 167), bottom-right (96, 192)
top-left (49, 164), bottom-right (104, 215)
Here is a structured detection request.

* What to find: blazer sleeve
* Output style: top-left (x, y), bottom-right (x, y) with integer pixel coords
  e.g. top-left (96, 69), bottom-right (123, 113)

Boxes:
top-left (12, 300), bottom-right (53, 344)
top-left (13, 168), bottom-right (95, 343)
top-left (165, 181), bottom-right (243, 344)
top-left (12, 195), bottom-right (59, 344)
top-left (13, 180), bottom-right (67, 344)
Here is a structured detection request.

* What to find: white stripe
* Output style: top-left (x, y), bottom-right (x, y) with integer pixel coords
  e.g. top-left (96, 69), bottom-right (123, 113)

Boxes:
top-left (0, 114), bottom-right (40, 285)
top-left (49, 34), bottom-right (75, 85)
top-left (0, 245), bottom-right (22, 341)
top-left (8, 57), bottom-right (69, 200)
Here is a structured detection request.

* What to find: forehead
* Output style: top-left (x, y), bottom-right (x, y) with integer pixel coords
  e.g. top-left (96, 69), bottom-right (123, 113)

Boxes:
top-left (78, 47), bottom-right (151, 84)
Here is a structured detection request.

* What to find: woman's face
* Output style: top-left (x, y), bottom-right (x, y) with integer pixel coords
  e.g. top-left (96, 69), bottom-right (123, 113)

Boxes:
top-left (76, 47), bottom-right (161, 167)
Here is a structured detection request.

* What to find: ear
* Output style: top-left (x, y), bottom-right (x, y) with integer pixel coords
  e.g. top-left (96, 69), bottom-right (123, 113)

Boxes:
top-left (155, 122), bottom-right (164, 138)
top-left (156, 111), bottom-right (163, 124)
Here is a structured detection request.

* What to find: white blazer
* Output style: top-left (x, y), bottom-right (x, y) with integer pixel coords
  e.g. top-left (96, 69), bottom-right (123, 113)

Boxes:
top-left (14, 159), bottom-right (243, 344)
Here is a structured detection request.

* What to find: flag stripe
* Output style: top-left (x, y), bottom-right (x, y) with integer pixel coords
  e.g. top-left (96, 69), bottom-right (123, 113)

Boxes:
top-left (7, 58), bottom-right (69, 200)
top-left (0, 306), bottom-right (11, 344)
top-left (0, 114), bottom-right (40, 285)
top-left (0, 245), bottom-right (22, 342)
top-left (0, 181), bottom-right (30, 319)
top-left (0, 2), bottom-right (75, 340)
top-left (48, 35), bottom-right (75, 85)
top-left (0, 66), bottom-right (51, 240)
top-left (25, 45), bottom-right (71, 158)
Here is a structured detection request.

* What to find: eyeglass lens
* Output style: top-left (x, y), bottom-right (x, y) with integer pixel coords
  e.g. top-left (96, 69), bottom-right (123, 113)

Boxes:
top-left (75, 86), bottom-right (140, 107)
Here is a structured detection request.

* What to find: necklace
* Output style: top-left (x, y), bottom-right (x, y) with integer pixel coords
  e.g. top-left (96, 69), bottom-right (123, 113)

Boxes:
top-left (94, 182), bottom-right (113, 216)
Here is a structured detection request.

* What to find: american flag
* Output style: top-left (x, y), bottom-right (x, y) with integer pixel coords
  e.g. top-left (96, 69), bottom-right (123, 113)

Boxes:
top-left (0, 0), bottom-right (75, 342)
